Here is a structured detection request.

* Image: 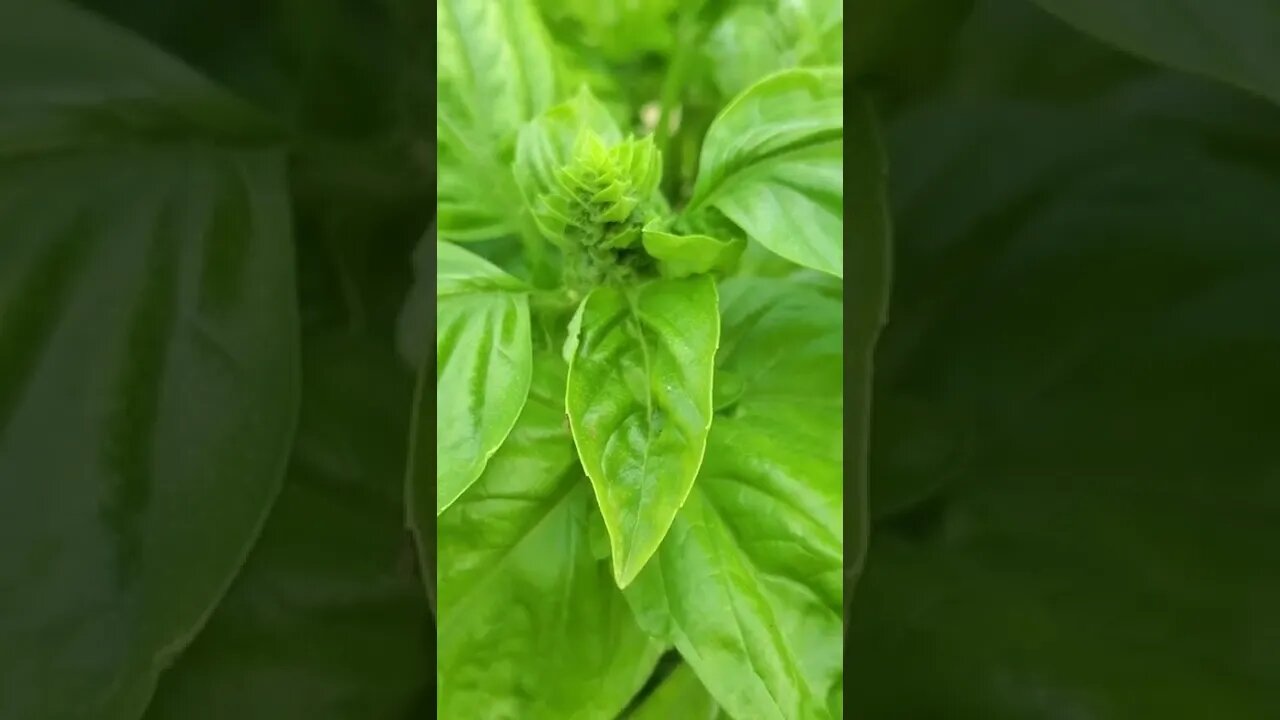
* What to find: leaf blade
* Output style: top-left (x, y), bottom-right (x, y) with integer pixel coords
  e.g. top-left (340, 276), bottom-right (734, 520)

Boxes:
top-left (438, 353), bottom-right (664, 719)
top-left (687, 68), bottom-right (844, 278)
top-left (434, 242), bottom-right (534, 514)
top-left (624, 279), bottom-right (845, 720)
top-left (1029, 0), bottom-right (1280, 108)
top-left (0, 5), bottom-right (298, 717)
top-left (566, 276), bottom-right (720, 587)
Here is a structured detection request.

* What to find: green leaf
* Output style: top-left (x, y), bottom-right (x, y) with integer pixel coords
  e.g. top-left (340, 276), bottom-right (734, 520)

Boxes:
top-left (146, 333), bottom-right (431, 719)
top-left (515, 101), bottom-right (662, 257)
top-left (853, 98), bottom-right (1280, 718)
top-left (848, 0), bottom-right (975, 84)
top-left (1028, 0), bottom-right (1280, 108)
top-left (514, 87), bottom-right (625, 219)
top-left (844, 88), bottom-right (891, 611)
top-left (625, 279), bottom-right (844, 720)
top-left (430, 240), bottom-right (534, 514)
top-left (436, 0), bottom-right (565, 241)
top-left (536, 0), bottom-right (680, 63)
top-left (628, 664), bottom-right (722, 720)
top-left (641, 223), bottom-right (744, 278)
top-left (438, 353), bottom-right (664, 719)
top-left (0, 3), bottom-right (297, 718)
top-left (396, 222), bottom-right (437, 370)
top-left (686, 68), bottom-right (843, 278)
top-left (565, 275), bottom-right (720, 587)
top-left (704, 0), bottom-right (843, 97)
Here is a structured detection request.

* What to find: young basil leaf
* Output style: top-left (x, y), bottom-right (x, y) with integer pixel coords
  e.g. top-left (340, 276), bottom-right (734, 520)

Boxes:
top-left (686, 67), bottom-right (843, 278)
top-left (1029, 0), bottom-right (1280, 108)
top-left (565, 275), bottom-right (720, 588)
top-left (437, 0), bottom-right (565, 241)
top-left (624, 279), bottom-right (843, 720)
top-left (439, 353), bottom-right (664, 719)
top-left (432, 240), bottom-right (534, 513)
top-left (641, 223), bottom-right (744, 278)
top-left (0, 3), bottom-right (296, 718)
top-left (514, 88), bottom-right (625, 213)
top-left (146, 333), bottom-right (430, 720)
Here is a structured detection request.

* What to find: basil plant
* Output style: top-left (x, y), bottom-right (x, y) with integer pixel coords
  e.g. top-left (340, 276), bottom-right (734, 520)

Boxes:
top-left (422, 0), bottom-right (881, 717)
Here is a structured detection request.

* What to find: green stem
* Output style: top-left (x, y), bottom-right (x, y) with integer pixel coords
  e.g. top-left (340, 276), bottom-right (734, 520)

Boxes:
top-left (654, 15), bottom-right (699, 158)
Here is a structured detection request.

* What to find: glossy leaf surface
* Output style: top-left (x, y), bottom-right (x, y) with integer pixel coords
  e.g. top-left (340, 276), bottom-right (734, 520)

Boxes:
top-left (565, 275), bottom-right (719, 587)
top-left (146, 334), bottom-right (431, 720)
top-left (0, 3), bottom-right (297, 718)
top-left (432, 241), bottom-right (533, 514)
top-left (439, 354), bottom-right (664, 718)
top-left (687, 68), bottom-right (843, 278)
top-left (625, 279), bottom-right (844, 720)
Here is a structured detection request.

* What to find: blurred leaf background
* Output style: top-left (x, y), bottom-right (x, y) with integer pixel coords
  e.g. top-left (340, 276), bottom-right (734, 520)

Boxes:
top-left (39, 0), bottom-right (1280, 716)
top-left (853, 0), bottom-right (1280, 717)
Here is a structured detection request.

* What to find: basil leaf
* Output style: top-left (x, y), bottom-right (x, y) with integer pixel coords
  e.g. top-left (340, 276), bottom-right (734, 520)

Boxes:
top-left (0, 3), bottom-right (297, 718)
top-left (625, 279), bottom-right (844, 720)
top-left (687, 68), bottom-right (843, 278)
top-left (565, 275), bottom-right (719, 587)
top-left (853, 96), bottom-right (1280, 718)
top-left (513, 87), bottom-right (625, 242)
top-left (628, 664), bottom-right (722, 720)
top-left (396, 221), bottom-right (436, 370)
top-left (845, 87), bottom-right (891, 609)
top-left (705, 0), bottom-right (843, 97)
top-left (641, 224), bottom-right (744, 278)
top-left (1029, 0), bottom-right (1280, 108)
top-left (429, 241), bottom-right (534, 514)
top-left (848, 0), bottom-right (973, 83)
top-left (146, 334), bottom-right (430, 719)
top-left (437, 0), bottom-right (564, 241)
top-left (537, 0), bottom-right (680, 63)
top-left (439, 353), bottom-right (663, 718)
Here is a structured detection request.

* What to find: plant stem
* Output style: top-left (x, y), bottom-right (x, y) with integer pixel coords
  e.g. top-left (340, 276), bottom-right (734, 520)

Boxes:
top-left (654, 14), bottom-right (699, 158)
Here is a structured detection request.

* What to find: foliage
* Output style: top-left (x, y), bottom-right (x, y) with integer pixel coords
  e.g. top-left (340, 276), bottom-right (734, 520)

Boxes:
top-left (426, 1), bottom-right (863, 717)
top-left (3, 0), bottom-right (1280, 718)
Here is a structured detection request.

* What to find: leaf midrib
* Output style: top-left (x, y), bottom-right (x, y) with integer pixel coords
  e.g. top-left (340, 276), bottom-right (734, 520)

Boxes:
top-left (686, 129), bottom-right (842, 216)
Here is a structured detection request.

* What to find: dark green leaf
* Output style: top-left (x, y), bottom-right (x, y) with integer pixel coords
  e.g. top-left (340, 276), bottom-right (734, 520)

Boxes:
top-left (853, 96), bottom-right (1280, 718)
top-left (438, 353), bottom-right (664, 718)
top-left (565, 275), bottom-right (719, 587)
top-left (845, 88), bottom-right (892, 609)
top-left (146, 334), bottom-right (431, 720)
top-left (0, 3), bottom-right (297, 717)
top-left (1028, 0), bottom-right (1280, 107)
